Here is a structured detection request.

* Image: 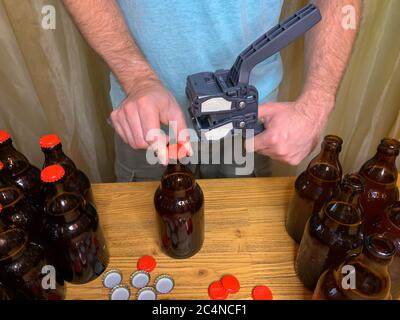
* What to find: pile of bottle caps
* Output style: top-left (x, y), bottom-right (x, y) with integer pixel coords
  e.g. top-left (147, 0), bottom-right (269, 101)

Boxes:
top-left (103, 256), bottom-right (175, 300)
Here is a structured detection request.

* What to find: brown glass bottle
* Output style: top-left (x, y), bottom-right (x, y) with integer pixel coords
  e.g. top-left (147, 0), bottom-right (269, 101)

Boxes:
top-left (296, 173), bottom-right (365, 289)
top-left (313, 235), bottom-right (394, 300)
top-left (0, 281), bottom-right (10, 300)
top-left (41, 164), bottom-right (109, 284)
top-left (154, 145), bottom-right (204, 259)
top-left (286, 135), bottom-right (343, 243)
top-left (0, 220), bottom-right (65, 300)
top-left (0, 161), bottom-right (44, 243)
top-left (40, 134), bottom-right (94, 204)
top-left (0, 130), bottom-right (42, 208)
top-left (369, 201), bottom-right (400, 299)
top-left (359, 138), bottom-right (400, 233)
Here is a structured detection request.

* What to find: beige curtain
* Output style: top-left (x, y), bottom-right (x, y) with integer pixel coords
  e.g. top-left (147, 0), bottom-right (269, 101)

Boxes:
top-left (274, 0), bottom-right (400, 176)
top-left (0, 0), bottom-right (114, 182)
top-left (0, 0), bottom-right (398, 181)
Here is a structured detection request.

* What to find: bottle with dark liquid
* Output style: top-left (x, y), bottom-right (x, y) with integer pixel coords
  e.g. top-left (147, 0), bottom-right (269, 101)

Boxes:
top-left (359, 138), bottom-right (400, 233)
top-left (154, 144), bottom-right (204, 259)
top-left (39, 134), bottom-right (93, 204)
top-left (286, 135), bottom-right (343, 243)
top-left (296, 173), bottom-right (365, 289)
top-left (369, 201), bottom-right (400, 299)
top-left (0, 281), bottom-right (10, 300)
top-left (0, 161), bottom-right (44, 243)
top-left (0, 130), bottom-right (42, 208)
top-left (0, 216), bottom-right (65, 300)
top-left (313, 234), bottom-right (394, 300)
top-left (41, 164), bottom-right (109, 284)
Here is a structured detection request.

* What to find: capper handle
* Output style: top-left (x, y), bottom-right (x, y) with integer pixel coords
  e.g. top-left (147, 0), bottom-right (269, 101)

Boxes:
top-left (228, 4), bottom-right (321, 86)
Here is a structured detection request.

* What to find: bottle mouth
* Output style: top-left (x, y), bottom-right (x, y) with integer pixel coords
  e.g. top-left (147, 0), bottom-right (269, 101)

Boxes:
top-left (322, 135), bottom-right (343, 151)
top-left (341, 173), bottom-right (365, 193)
top-left (378, 138), bottom-right (400, 155)
top-left (161, 172), bottom-right (195, 192)
top-left (365, 234), bottom-right (395, 261)
top-left (324, 201), bottom-right (364, 226)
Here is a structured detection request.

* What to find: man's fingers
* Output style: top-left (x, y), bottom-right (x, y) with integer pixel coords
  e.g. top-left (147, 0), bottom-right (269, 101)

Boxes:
top-left (258, 102), bottom-right (278, 119)
top-left (138, 107), bottom-right (162, 145)
top-left (119, 114), bottom-right (137, 148)
top-left (124, 107), bottom-right (148, 149)
top-left (171, 109), bottom-right (190, 143)
top-left (149, 132), bottom-right (169, 166)
top-left (111, 109), bottom-right (129, 144)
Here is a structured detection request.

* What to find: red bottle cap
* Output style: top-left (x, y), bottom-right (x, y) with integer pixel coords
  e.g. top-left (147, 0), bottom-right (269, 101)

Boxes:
top-left (0, 161), bottom-right (4, 170)
top-left (40, 134), bottom-right (61, 149)
top-left (208, 281), bottom-right (228, 300)
top-left (252, 285), bottom-right (273, 300)
top-left (221, 274), bottom-right (240, 294)
top-left (0, 131), bottom-right (11, 143)
top-left (41, 164), bottom-right (65, 183)
top-left (167, 143), bottom-right (189, 160)
top-left (137, 255), bottom-right (157, 272)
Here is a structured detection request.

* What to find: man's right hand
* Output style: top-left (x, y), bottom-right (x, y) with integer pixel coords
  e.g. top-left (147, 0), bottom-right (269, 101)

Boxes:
top-left (110, 80), bottom-right (190, 165)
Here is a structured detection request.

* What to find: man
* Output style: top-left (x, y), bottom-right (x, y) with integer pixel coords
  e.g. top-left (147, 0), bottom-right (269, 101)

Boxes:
top-left (63, 0), bottom-right (361, 181)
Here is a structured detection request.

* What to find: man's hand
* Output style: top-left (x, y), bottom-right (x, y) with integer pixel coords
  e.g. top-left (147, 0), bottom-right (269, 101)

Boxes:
top-left (111, 80), bottom-right (189, 165)
top-left (246, 0), bottom-right (361, 166)
top-left (246, 94), bottom-right (332, 166)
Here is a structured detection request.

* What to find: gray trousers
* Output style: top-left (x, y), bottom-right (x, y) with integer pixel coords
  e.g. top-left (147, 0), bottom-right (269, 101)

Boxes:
top-left (114, 133), bottom-right (271, 182)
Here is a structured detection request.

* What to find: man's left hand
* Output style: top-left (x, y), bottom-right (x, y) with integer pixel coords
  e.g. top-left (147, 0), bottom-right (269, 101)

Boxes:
top-left (245, 96), bottom-right (333, 166)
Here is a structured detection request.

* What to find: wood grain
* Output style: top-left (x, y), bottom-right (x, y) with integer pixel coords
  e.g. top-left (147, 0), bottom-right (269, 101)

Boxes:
top-left (65, 176), bottom-right (400, 300)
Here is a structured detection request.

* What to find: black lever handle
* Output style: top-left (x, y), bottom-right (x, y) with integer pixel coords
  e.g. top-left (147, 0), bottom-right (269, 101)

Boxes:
top-left (228, 4), bottom-right (321, 86)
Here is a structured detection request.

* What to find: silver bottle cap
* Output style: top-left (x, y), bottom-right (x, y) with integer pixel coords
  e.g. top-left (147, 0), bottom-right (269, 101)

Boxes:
top-left (109, 285), bottom-right (130, 300)
top-left (102, 269), bottom-right (123, 289)
top-left (136, 287), bottom-right (157, 300)
top-left (130, 270), bottom-right (150, 289)
top-left (154, 274), bottom-right (175, 294)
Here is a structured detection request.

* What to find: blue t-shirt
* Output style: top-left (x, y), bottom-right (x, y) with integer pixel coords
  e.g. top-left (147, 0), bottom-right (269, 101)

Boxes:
top-left (110, 0), bottom-right (284, 126)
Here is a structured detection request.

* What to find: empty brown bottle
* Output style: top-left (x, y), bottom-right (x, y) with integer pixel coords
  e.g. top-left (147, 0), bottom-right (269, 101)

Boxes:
top-left (0, 216), bottom-right (65, 300)
top-left (369, 201), bottom-right (400, 299)
top-left (286, 135), bottom-right (343, 243)
top-left (0, 161), bottom-right (44, 243)
top-left (41, 164), bottom-right (109, 284)
top-left (154, 144), bottom-right (204, 259)
top-left (0, 130), bottom-right (42, 208)
top-left (40, 134), bottom-right (93, 204)
top-left (359, 138), bottom-right (400, 233)
top-left (296, 173), bottom-right (365, 289)
top-left (313, 234), bottom-right (394, 300)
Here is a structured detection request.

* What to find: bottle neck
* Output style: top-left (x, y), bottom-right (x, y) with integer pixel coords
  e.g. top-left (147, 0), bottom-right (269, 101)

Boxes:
top-left (160, 163), bottom-right (196, 197)
top-left (42, 144), bottom-right (75, 169)
top-left (374, 151), bottom-right (398, 165)
top-left (307, 146), bottom-right (342, 182)
top-left (44, 179), bottom-right (83, 222)
top-left (0, 140), bottom-right (27, 162)
top-left (334, 186), bottom-right (363, 207)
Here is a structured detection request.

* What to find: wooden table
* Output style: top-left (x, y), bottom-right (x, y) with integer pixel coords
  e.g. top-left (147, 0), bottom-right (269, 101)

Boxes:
top-left (65, 176), bottom-right (400, 300)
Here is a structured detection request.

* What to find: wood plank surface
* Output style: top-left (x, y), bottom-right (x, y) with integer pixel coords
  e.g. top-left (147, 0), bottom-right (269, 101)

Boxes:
top-left (65, 176), bottom-right (400, 300)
